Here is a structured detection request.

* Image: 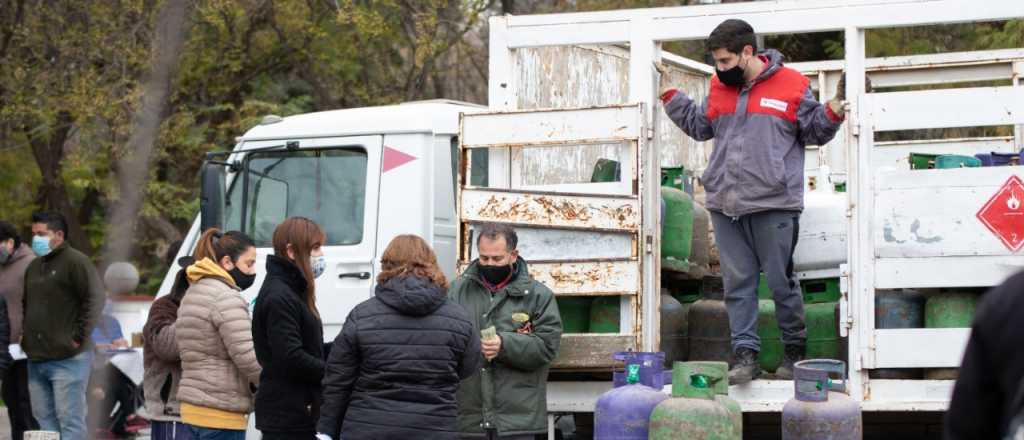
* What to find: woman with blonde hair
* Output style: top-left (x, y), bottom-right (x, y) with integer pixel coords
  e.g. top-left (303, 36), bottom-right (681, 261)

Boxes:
top-left (252, 217), bottom-right (328, 439)
top-left (316, 234), bottom-right (481, 440)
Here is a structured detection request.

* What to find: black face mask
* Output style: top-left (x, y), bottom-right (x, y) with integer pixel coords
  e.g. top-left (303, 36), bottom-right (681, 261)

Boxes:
top-left (716, 56), bottom-right (748, 87)
top-left (230, 267), bottom-right (256, 290)
top-left (479, 264), bottom-right (513, 286)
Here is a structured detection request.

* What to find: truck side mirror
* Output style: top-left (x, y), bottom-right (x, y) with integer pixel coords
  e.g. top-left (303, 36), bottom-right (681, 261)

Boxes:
top-left (200, 161), bottom-right (227, 232)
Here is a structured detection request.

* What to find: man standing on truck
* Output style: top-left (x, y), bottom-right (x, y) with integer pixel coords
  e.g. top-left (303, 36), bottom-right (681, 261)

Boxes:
top-left (23, 212), bottom-right (105, 439)
top-left (658, 19), bottom-right (847, 384)
top-left (449, 223), bottom-right (562, 440)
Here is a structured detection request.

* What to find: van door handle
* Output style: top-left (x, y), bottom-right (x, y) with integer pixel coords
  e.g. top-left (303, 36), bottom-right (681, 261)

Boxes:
top-left (338, 272), bottom-right (371, 280)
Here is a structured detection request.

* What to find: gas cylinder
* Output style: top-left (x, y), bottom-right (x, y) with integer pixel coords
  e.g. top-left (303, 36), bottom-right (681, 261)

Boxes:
top-left (781, 359), bottom-right (862, 440)
top-left (660, 292), bottom-right (688, 368)
top-left (556, 297), bottom-right (591, 333)
top-left (596, 354), bottom-right (669, 440)
top-left (871, 290), bottom-right (925, 379)
top-left (757, 300), bottom-right (840, 372)
top-left (806, 301), bottom-right (841, 361)
top-left (792, 189), bottom-right (847, 273)
top-left (661, 185), bottom-right (694, 271)
top-left (925, 291), bottom-right (979, 379)
top-left (757, 299), bottom-right (784, 372)
top-left (649, 361), bottom-right (741, 440)
top-left (688, 280), bottom-right (733, 365)
top-left (591, 296), bottom-right (621, 333)
top-left (690, 202), bottom-right (711, 272)
top-left (688, 361), bottom-right (742, 431)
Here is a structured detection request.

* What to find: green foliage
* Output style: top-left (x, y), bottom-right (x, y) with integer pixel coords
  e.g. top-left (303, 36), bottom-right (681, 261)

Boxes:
top-left (1, 1), bottom-right (1023, 294)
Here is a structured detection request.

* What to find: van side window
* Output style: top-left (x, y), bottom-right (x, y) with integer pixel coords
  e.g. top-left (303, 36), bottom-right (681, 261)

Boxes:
top-left (224, 148), bottom-right (368, 246)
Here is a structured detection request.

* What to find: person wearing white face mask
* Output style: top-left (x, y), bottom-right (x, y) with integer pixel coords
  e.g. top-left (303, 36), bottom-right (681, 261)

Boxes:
top-left (251, 217), bottom-right (328, 440)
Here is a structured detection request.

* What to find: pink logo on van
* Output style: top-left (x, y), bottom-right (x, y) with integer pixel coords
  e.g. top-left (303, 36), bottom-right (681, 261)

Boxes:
top-left (383, 146), bottom-right (417, 172)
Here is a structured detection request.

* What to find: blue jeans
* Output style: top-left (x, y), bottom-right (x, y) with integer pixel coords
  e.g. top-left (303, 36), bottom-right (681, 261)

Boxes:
top-left (188, 425), bottom-right (246, 440)
top-left (28, 350), bottom-right (93, 440)
top-left (152, 421), bottom-right (195, 440)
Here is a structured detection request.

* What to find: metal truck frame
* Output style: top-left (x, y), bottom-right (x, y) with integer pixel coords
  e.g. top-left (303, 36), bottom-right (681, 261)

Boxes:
top-left (473, 0), bottom-right (1024, 417)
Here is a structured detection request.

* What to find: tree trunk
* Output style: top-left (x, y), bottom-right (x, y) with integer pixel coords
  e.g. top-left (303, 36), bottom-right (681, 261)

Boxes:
top-left (28, 111), bottom-right (94, 255)
top-left (102, 0), bottom-right (193, 265)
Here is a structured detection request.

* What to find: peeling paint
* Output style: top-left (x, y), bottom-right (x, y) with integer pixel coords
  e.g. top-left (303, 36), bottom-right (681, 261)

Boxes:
top-left (910, 219), bottom-right (943, 244)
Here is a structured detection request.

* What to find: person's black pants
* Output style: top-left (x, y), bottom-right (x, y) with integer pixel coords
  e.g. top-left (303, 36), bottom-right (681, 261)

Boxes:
top-left (3, 359), bottom-right (39, 440)
top-left (88, 362), bottom-right (137, 436)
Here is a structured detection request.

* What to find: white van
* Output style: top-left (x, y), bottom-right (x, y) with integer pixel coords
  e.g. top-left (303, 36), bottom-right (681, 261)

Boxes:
top-left (156, 100), bottom-right (484, 338)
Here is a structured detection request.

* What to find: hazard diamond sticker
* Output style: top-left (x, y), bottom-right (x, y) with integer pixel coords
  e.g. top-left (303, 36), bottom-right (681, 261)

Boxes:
top-left (976, 175), bottom-right (1024, 253)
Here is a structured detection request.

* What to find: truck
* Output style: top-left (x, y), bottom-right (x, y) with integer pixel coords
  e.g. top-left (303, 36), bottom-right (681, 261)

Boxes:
top-left (153, 0), bottom-right (1024, 436)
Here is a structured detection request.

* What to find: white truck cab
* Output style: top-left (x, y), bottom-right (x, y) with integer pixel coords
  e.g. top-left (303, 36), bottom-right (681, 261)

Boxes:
top-left (156, 100), bottom-right (483, 338)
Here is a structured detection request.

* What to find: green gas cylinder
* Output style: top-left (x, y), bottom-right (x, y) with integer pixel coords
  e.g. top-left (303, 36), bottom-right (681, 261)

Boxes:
top-left (556, 297), bottom-right (591, 333)
top-left (649, 361), bottom-right (741, 440)
top-left (661, 184), bottom-right (694, 269)
top-left (688, 361), bottom-right (742, 431)
top-left (925, 291), bottom-right (979, 379)
top-left (590, 296), bottom-right (621, 333)
top-left (757, 301), bottom-right (840, 372)
top-left (757, 300), bottom-right (784, 372)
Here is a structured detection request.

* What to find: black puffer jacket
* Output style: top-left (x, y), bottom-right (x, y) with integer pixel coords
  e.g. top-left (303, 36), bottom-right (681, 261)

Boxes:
top-left (317, 275), bottom-right (481, 440)
top-left (253, 255), bottom-right (325, 434)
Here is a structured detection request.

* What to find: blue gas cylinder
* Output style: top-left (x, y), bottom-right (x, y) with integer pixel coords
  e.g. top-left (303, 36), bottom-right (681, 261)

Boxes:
top-left (595, 352), bottom-right (668, 440)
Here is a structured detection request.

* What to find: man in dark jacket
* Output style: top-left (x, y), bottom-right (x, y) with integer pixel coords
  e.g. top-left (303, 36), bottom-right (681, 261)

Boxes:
top-left (0, 220), bottom-right (39, 439)
top-left (945, 270), bottom-right (1024, 439)
top-left (23, 212), bottom-right (104, 440)
top-left (449, 223), bottom-right (563, 440)
top-left (659, 19), bottom-right (846, 384)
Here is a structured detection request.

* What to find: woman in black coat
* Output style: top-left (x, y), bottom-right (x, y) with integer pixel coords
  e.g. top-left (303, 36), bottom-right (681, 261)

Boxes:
top-left (316, 234), bottom-right (481, 440)
top-left (252, 217), bottom-right (328, 440)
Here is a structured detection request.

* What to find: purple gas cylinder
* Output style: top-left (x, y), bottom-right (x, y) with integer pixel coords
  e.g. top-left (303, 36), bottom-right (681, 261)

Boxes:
top-left (595, 352), bottom-right (669, 440)
top-left (782, 359), bottom-right (863, 440)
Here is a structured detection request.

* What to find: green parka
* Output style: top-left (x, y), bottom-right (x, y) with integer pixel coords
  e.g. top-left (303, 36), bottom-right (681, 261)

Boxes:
top-left (448, 257), bottom-right (562, 437)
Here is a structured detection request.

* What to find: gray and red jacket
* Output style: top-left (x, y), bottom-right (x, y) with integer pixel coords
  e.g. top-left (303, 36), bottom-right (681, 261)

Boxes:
top-left (662, 49), bottom-right (844, 217)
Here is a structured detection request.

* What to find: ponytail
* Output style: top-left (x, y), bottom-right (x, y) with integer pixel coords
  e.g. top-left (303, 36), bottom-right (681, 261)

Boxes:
top-left (195, 228), bottom-right (255, 266)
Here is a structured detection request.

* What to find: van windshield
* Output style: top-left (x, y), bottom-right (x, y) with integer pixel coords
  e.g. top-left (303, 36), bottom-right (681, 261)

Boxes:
top-left (225, 147), bottom-right (368, 246)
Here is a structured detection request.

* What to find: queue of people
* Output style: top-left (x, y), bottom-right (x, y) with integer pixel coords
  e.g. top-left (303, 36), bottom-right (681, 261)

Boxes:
top-left (132, 218), bottom-right (562, 440)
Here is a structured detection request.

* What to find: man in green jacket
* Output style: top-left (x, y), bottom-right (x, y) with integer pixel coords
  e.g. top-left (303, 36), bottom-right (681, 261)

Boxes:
top-left (23, 212), bottom-right (103, 440)
top-left (449, 223), bottom-right (562, 440)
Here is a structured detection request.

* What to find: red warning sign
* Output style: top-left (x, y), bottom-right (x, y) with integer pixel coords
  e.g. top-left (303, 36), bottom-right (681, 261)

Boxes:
top-left (977, 175), bottom-right (1024, 253)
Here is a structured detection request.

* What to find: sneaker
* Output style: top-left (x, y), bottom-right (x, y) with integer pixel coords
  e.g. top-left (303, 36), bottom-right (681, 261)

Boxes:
top-left (775, 344), bottom-right (807, 380)
top-left (728, 347), bottom-right (762, 385)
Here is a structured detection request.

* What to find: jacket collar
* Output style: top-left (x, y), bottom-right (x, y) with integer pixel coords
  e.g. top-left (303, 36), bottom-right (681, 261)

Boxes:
top-left (186, 257), bottom-right (238, 290)
top-left (265, 255), bottom-right (308, 296)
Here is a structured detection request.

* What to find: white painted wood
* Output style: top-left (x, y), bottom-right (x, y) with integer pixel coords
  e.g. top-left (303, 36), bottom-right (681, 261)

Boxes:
top-left (501, 0), bottom-right (1024, 47)
top-left (873, 328), bottom-right (971, 368)
top-left (862, 380), bottom-right (955, 412)
top-left (461, 106), bottom-right (642, 148)
top-left (460, 188), bottom-right (639, 231)
top-left (791, 48), bottom-right (1024, 89)
top-left (868, 86), bottom-right (1024, 132)
top-left (531, 260), bottom-right (640, 296)
top-left (874, 168), bottom-right (1024, 258)
top-left (875, 256), bottom-right (1024, 289)
top-left (546, 379), bottom-right (955, 413)
top-left (845, 25), bottom-right (871, 400)
top-left (466, 227), bottom-right (634, 261)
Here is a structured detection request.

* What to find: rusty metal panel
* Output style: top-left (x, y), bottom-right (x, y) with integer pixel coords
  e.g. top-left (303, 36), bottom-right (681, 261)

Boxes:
top-left (551, 334), bottom-right (637, 369)
top-left (530, 260), bottom-right (639, 296)
top-left (460, 188), bottom-right (639, 231)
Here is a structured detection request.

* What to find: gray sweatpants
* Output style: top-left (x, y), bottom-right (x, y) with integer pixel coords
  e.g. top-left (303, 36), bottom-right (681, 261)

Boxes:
top-left (710, 210), bottom-right (807, 353)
